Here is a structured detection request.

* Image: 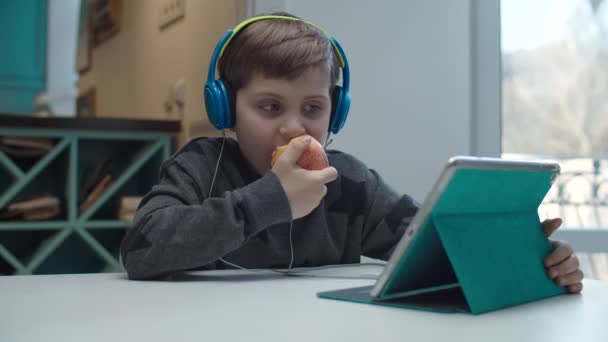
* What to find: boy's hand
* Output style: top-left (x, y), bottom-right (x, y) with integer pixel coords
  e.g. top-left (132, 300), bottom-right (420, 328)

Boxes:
top-left (542, 218), bottom-right (584, 293)
top-left (272, 136), bottom-right (338, 220)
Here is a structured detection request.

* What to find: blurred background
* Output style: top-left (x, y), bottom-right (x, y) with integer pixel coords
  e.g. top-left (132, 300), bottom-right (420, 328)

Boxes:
top-left (0, 0), bottom-right (605, 279)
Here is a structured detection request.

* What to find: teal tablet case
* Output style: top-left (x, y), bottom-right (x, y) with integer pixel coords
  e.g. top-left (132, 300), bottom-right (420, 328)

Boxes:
top-left (318, 167), bottom-right (566, 315)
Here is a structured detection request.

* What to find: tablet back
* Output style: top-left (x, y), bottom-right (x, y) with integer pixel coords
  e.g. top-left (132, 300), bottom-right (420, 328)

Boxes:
top-left (378, 158), bottom-right (565, 314)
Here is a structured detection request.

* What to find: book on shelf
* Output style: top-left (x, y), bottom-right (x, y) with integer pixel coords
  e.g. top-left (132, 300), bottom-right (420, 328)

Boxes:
top-left (120, 196), bottom-right (142, 212)
top-left (79, 174), bottom-right (113, 215)
top-left (22, 205), bottom-right (61, 221)
top-left (0, 137), bottom-right (55, 158)
top-left (7, 196), bottom-right (60, 212)
top-left (79, 159), bottom-right (113, 205)
top-left (0, 193), bottom-right (61, 221)
top-left (117, 196), bottom-right (142, 221)
top-left (1, 137), bottom-right (54, 150)
top-left (0, 209), bottom-right (21, 220)
top-left (117, 211), bottom-right (135, 222)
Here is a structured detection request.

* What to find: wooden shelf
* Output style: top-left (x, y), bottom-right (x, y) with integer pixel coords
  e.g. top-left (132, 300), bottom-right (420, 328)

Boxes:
top-left (0, 114), bottom-right (180, 133)
top-left (0, 118), bottom-right (175, 274)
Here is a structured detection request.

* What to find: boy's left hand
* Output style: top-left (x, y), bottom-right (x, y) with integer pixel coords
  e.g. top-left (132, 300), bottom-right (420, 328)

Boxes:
top-left (542, 218), bottom-right (584, 294)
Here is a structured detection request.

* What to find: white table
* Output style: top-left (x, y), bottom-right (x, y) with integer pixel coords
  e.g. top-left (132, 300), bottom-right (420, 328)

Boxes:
top-left (2, 265), bottom-right (607, 342)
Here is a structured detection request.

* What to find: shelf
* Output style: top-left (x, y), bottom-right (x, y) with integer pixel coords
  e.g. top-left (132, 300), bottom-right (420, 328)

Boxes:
top-left (23, 229), bottom-right (73, 274)
top-left (83, 220), bottom-right (131, 229)
top-left (0, 148), bottom-right (24, 179)
top-left (0, 122), bottom-right (174, 275)
top-left (77, 140), bottom-right (163, 222)
top-left (0, 114), bottom-right (180, 133)
top-left (0, 221), bottom-right (71, 230)
top-left (0, 137), bottom-right (70, 210)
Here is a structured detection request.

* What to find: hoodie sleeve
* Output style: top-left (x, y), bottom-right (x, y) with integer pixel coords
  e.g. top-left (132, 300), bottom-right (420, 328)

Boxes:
top-left (120, 158), bottom-right (292, 280)
top-left (360, 169), bottom-right (420, 260)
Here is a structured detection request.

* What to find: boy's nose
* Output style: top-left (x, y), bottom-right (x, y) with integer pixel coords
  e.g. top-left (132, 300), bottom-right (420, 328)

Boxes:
top-left (279, 117), bottom-right (306, 140)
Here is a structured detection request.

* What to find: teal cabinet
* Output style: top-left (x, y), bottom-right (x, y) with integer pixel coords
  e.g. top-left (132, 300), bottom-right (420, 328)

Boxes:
top-left (0, 115), bottom-right (180, 274)
top-left (0, 0), bottom-right (47, 114)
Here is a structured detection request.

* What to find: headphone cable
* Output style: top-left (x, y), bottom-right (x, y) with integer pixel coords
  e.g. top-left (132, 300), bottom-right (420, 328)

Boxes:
top-left (209, 131), bottom-right (295, 275)
top-left (208, 131), bottom-right (375, 279)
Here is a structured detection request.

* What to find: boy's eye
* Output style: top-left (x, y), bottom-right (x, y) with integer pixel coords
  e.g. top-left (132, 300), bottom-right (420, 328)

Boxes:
top-left (303, 104), bottom-right (322, 114)
top-left (259, 103), bottom-right (280, 113)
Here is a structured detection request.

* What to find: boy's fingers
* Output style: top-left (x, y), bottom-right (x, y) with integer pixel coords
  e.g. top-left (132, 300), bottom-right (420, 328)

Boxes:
top-left (568, 283), bottom-right (583, 294)
top-left (547, 255), bottom-right (580, 278)
top-left (544, 240), bottom-right (574, 267)
top-left (555, 270), bottom-right (584, 287)
top-left (542, 217), bottom-right (562, 237)
top-left (280, 136), bottom-right (311, 165)
top-left (312, 167), bottom-right (338, 184)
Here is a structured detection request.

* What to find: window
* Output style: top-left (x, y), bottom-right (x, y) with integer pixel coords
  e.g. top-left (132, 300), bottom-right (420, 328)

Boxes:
top-left (502, 0), bottom-right (608, 280)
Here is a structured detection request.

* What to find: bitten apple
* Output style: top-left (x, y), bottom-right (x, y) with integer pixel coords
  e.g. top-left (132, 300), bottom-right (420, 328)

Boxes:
top-left (271, 135), bottom-right (329, 170)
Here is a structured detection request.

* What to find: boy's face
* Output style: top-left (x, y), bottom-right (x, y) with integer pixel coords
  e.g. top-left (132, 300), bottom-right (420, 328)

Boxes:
top-left (233, 65), bottom-right (332, 175)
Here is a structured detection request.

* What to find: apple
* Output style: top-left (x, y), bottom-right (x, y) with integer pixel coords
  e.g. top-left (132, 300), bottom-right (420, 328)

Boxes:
top-left (271, 135), bottom-right (329, 170)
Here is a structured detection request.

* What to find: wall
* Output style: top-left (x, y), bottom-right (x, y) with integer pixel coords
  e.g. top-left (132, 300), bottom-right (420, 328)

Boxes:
top-left (76, 0), bottom-right (501, 201)
top-left (250, 0), bottom-right (501, 201)
top-left (45, 0), bottom-right (79, 116)
top-left (78, 0), bottom-right (246, 142)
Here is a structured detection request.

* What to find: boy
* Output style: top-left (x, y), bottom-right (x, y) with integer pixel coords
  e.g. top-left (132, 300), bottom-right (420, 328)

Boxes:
top-left (120, 13), bottom-right (583, 293)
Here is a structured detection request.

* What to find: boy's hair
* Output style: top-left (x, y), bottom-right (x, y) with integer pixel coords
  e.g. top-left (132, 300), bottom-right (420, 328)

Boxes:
top-left (218, 12), bottom-right (341, 95)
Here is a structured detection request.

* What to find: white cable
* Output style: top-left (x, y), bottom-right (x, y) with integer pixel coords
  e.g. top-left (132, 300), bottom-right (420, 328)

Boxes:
top-left (220, 220), bottom-right (294, 275)
top-left (212, 261), bottom-right (385, 280)
top-left (323, 133), bottom-right (333, 149)
top-left (207, 130), bottom-right (226, 198)
top-left (209, 130), bottom-right (295, 274)
top-left (208, 130), bottom-right (373, 279)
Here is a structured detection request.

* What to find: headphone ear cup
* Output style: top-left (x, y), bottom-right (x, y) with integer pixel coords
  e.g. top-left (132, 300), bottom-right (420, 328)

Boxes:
top-left (204, 81), bottom-right (221, 129)
top-left (224, 81), bottom-right (236, 127)
top-left (204, 80), bottom-right (232, 130)
top-left (329, 87), bottom-right (340, 129)
top-left (329, 86), bottom-right (350, 134)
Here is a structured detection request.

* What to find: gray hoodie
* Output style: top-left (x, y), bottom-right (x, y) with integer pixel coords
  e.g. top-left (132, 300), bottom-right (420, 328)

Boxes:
top-left (120, 137), bottom-right (418, 280)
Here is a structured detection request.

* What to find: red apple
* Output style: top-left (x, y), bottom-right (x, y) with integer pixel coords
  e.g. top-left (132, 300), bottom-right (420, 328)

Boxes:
top-left (271, 135), bottom-right (329, 170)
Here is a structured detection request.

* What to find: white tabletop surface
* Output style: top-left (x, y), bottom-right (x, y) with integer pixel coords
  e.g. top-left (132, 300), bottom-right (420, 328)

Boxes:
top-left (2, 265), bottom-right (607, 342)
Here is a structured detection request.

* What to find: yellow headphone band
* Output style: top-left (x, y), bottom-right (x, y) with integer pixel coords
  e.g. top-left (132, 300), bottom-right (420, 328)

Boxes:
top-left (218, 15), bottom-right (346, 67)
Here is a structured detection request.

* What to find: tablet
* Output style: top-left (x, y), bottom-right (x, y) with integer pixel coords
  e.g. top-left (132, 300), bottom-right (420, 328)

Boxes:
top-left (318, 156), bottom-right (563, 314)
top-left (371, 156), bottom-right (560, 299)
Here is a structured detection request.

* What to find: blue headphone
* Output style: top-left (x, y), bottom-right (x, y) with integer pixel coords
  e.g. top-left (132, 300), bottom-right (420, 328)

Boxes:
top-left (204, 15), bottom-right (351, 134)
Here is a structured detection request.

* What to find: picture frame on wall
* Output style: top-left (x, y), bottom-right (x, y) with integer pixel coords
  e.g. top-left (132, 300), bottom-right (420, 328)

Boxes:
top-left (76, 0), bottom-right (93, 74)
top-left (93, 0), bottom-right (122, 47)
top-left (76, 88), bottom-right (97, 118)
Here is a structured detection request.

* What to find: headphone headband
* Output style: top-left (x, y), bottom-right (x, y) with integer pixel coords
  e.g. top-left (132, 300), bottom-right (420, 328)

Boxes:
top-left (219, 15), bottom-right (346, 67)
